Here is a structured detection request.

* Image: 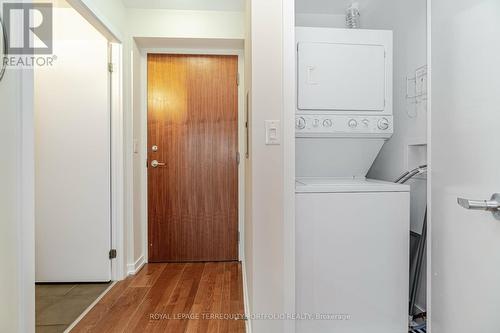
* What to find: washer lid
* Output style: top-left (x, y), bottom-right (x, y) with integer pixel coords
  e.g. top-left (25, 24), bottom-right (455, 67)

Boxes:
top-left (295, 177), bottom-right (410, 193)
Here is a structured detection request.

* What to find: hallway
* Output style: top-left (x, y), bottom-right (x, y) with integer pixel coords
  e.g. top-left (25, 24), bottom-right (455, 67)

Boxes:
top-left (71, 262), bottom-right (246, 333)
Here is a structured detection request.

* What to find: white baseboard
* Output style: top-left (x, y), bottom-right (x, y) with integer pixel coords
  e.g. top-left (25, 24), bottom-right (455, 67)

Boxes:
top-left (127, 255), bottom-right (146, 276)
top-left (242, 260), bottom-right (252, 333)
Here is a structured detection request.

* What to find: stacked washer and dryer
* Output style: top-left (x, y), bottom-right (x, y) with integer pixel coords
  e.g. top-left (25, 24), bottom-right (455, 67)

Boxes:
top-left (295, 28), bottom-right (410, 332)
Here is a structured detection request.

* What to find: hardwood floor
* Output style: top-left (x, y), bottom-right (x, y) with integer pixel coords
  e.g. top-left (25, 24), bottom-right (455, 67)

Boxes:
top-left (71, 262), bottom-right (246, 333)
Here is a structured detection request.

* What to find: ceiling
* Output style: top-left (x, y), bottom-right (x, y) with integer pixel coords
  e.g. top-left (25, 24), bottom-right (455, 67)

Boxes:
top-left (121, 0), bottom-right (374, 15)
top-left (121, 0), bottom-right (245, 11)
top-left (296, 0), bottom-right (371, 14)
top-left (135, 37), bottom-right (244, 49)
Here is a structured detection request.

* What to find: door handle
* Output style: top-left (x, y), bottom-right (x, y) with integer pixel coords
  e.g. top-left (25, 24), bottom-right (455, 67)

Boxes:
top-left (151, 160), bottom-right (166, 168)
top-left (457, 193), bottom-right (500, 220)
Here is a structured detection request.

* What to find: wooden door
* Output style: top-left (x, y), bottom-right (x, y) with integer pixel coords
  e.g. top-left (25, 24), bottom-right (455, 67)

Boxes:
top-left (147, 54), bottom-right (239, 262)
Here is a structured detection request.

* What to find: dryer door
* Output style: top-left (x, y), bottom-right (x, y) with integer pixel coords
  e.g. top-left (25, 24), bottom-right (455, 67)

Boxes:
top-left (298, 42), bottom-right (386, 111)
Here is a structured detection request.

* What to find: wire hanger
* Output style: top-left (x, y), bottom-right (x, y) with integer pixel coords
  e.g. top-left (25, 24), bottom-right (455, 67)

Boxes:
top-left (0, 14), bottom-right (7, 82)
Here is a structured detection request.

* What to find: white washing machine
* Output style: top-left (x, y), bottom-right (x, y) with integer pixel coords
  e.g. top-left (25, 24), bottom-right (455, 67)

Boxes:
top-left (296, 178), bottom-right (409, 333)
top-left (295, 28), bottom-right (410, 332)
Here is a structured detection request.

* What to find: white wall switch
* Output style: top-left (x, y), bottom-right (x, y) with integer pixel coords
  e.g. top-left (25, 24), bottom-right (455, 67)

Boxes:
top-left (415, 66), bottom-right (427, 97)
top-left (133, 139), bottom-right (139, 154)
top-left (265, 120), bottom-right (281, 145)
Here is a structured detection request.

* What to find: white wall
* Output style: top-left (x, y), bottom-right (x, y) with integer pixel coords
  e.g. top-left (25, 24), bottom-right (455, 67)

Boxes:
top-left (0, 58), bottom-right (25, 333)
top-left (70, 0), bottom-right (126, 41)
top-left (365, 0), bottom-right (428, 178)
top-left (246, 0), bottom-right (287, 332)
top-left (127, 9), bottom-right (244, 39)
top-left (0, 2), bottom-right (35, 332)
top-left (244, 0), bottom-right (254, 316)
top-left (295, 13), bottom-right (345, 28)
top-left (363, 0), bottom-right (428, 311)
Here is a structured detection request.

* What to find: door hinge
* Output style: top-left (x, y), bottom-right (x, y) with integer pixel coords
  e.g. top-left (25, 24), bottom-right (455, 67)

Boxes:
top-left (108, 62), bottom-right (114, 73)
top-left (236, 152), bottom-right (241, 165)
top-left (237, 73), bottom-right (240, 86)
top-left (109, 249), bottom-right (117, 259)
top-left (238, 231), bottom-right (240, 243)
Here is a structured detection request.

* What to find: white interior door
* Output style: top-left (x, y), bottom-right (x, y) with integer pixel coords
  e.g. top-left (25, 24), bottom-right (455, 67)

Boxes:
top-left (35, 7), bottom-right (110, 282)
top-left (431, 1), bottom-right (500, 331)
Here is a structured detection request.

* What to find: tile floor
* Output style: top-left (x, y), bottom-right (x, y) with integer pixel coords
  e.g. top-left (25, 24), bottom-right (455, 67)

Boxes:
top-left (36, 282), bottom-right (111, 333)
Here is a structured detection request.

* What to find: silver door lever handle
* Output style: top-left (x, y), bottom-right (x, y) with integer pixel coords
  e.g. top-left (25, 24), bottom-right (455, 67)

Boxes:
top-left (151, 160), bottom-right (166, 168)
top-left (457, 198), bottom-right (500, 210)
top-left (457, 193), bottom-right (500, 219)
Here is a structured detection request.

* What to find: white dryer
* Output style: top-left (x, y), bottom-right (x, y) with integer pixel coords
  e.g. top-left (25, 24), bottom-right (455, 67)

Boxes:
top-left (296, 27), bottom-right (393, 115)
top-left (295, 27), bottom-right (394, 179)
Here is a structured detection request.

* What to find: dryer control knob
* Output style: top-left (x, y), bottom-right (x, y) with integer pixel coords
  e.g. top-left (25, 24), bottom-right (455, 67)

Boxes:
top-left (378, 118), bottom-right (390, 130)
top-left (296, 117), bottom-right (306, 130)
top-left (348, 119), bottom-right (358, 128)
top-left (312, 119), bottom-right (320, 127)
top-left (323, 119), bottom-right (333, 127)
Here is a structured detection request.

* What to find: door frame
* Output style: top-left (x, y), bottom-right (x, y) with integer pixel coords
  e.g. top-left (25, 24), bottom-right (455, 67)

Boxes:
top-left (109, 41), bottom-right (125, 281)
top-left (139, 47), bottom-right (246, 263)
top-left (426, 0), bottom-right (433, 331)
top-left (283, 0), bottom-right (296, 332)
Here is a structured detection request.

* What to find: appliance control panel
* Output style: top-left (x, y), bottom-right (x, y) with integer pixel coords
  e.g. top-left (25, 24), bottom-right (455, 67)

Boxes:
top-left (295, 115), bottom-right (393, 137)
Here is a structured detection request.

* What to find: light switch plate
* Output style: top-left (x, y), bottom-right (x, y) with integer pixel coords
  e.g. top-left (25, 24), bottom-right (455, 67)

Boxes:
top-left (415, 66), bottom-right (427, 97)
top-left (265, 120), bottom-right (281, 145)
top-left (133, 139), bottom-right (139, 154)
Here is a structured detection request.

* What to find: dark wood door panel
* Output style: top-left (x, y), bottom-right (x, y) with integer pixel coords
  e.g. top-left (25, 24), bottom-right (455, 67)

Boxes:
top-left (147, 54), bottom-right (238, 262)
